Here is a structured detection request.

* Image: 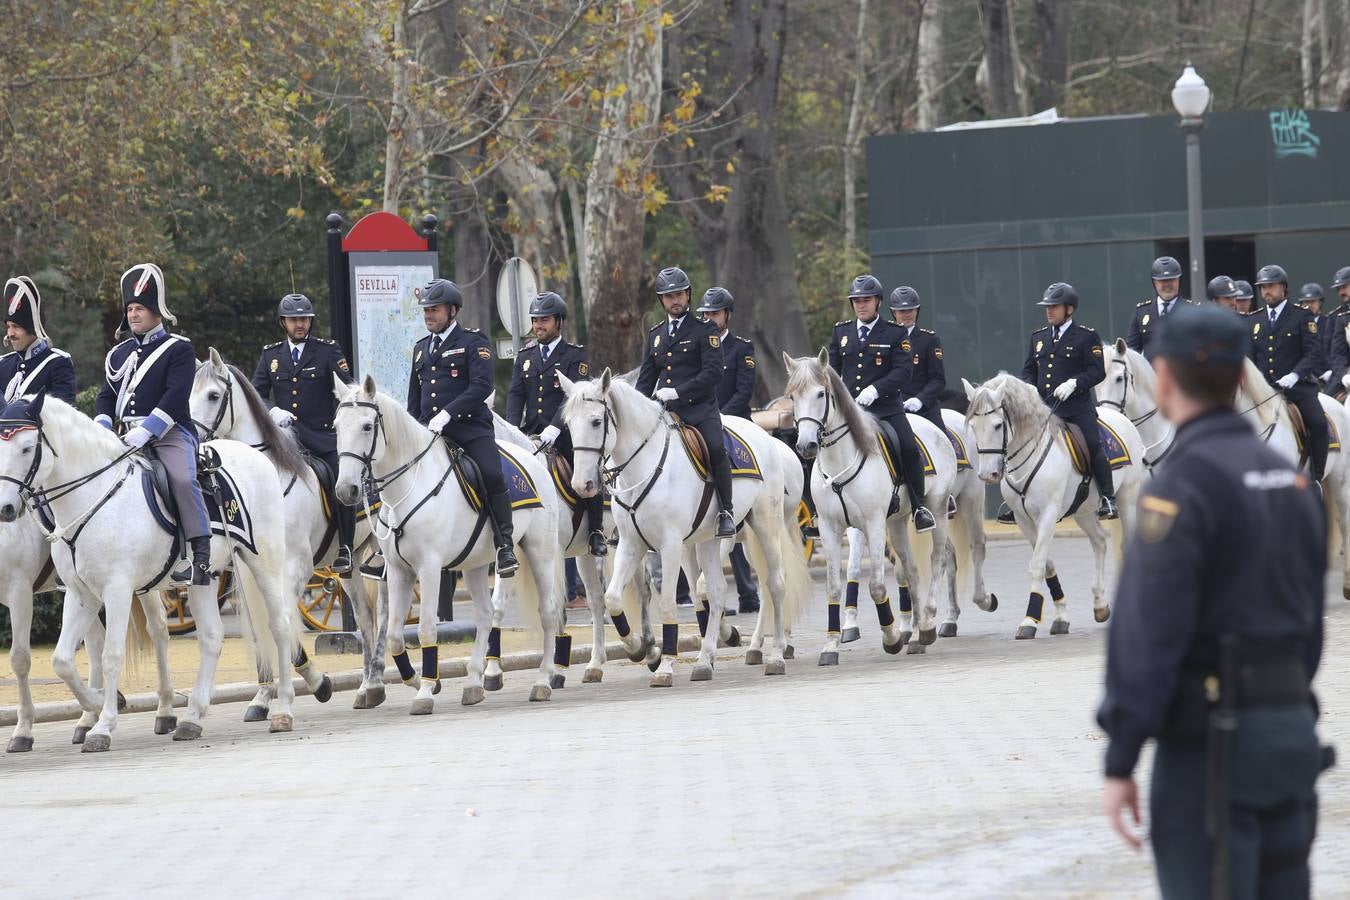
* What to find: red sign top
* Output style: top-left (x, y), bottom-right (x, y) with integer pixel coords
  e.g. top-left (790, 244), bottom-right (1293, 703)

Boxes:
top-left (341, 211), bottom-right (429, 253)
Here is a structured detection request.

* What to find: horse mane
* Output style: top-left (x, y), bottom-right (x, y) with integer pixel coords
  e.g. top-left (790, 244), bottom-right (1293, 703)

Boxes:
top-left (492, 410), bottom-right (535, 451)
top-left (1236, 357), bottom-right (1283, 426)
top-left (969, 372), bottom-right (1052, 435)
top-left (370, 384), bottom-right (428, 453)
top-left (784, 356), bottom-right (878, 456)
top-left (38, 397), bottom-right (127, 467)
top-left (222, 364), bottom-right (308, 478)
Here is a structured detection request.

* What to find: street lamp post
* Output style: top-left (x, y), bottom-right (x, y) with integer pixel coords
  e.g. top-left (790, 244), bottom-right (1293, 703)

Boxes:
top-left (1172, 63), bottom-right (1211, 297)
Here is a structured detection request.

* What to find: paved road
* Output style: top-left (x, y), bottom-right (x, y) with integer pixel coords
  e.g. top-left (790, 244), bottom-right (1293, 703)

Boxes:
top-left (2, 535), bottom-right (1346, 898)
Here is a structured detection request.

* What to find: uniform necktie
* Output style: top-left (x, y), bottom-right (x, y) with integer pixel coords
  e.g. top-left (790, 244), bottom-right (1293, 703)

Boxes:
top-left (1269, 310), bottom-right (1277, 326)
top-left (291, 346), bottom-right (301, 366)
top-left (541, 343), bottom-right (550, 364)
top-left (669, 320), bottom-right (678, 339)
top-left (1162, 301), bottom-right (1173, 317)
top-left (859, 324), bottom-right (871, 342)
top-left (430, 335), bottom-right (442, 356)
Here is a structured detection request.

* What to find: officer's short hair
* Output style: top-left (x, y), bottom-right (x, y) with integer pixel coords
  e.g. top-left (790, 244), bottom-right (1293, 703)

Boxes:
top-left (1165, 358), bottom-right (1243, 407)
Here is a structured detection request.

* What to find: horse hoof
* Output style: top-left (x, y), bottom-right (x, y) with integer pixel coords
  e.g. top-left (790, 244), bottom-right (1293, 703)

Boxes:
top-left (883, 638), bottom-right (905, 655)
top-left (269, 714), bottom-right (293, 733)
top-left (1050, 620), bottom-right (1070, 635)
top-left (938, 622), bottom-right (958, 638)
top-left (153, 716), bottom-right (177, 735)
top-left (988, 593), bottom-right (999, 612)
top-left (462, 686), bottom-right (485, 706)
top-left (625, 647), bottom-right (646, 663)
top-left (690, 663), bottom-right (713, 682)
top-left (840, 627), bottom-right (861, 644)
top-left (898, 630), bottom-right (913, 646)
top-left (764, 660), bottom-right (786, 676)
top-left (484, 674), bottom-right (503, 692)
top-left (365, 685), bottom-right (386, 707)
top-left (410, 697), bottom-right (434, 716)
top-left (919, 627), bottom-right (937, 646)
top-left (313, 675), bottom-right (334, 703)
top-left (173, 722), bottom-right (203, 742)
top-left (1094, 607), bottom-right (1111, 623)
top-left (905, 641), bottom-right (927, 655)
top-left (352, 692), bottom-right (370, 710)
top-left (818, 651), bottom-right (839, 667)
top-left (116, 690), bottom-right (127, 711)
top-left (723, 627), bottom-right (742, 648)
top-left (432, 679), bottom-right (443, 695)
top-left (650, 672), bottom-right (673, 688)
top-left (550, 673), bottom-right (566, 690)
top-left (783, 644), bottom-right (795, 660)
top-left (7, 736), bottom-right (34, 753)
top-left (81, 733), bottom-right (111, 753)
top-left (582, 668), bottom-right (603, 684)
top-left (646, 653), bottom-right (663, 673)
top-left (1015, 625), bottom-right (1037, 640)
top-left (243, 705), bottom-right (269, 723)
top-left (529, 684), bottom-right (552, 702)
top-left (72, 726), bottom-right (89, 745)
top-left (745, 649), bottom-right (764, 666)
top-left (1344, 585), bottom-right (1350, 601)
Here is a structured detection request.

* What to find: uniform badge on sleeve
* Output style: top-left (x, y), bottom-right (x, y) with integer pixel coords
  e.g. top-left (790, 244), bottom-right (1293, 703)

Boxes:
top-left (270, 358), bottom-right (279, 373)
top-left (578, 362), bottom-right (589, 376)
top-left (934, 348), bottom-right (943, 360)
top-left (338, 358), bottom-right (349, 372)
top-left (744, 356), bottom-right (755, 369)
top-left (710, 335), bottom-right (720, 349)
top-left (1138, 495), bottom-right (1179, 543)
top-left (901, 340), bottom-right (912, 353)
top-left (477, 347), bottom-right (491, 360)
top-left (1309, 321), bottom-right (1319, 334)
top-left (1091, 345), bottom-right (1103, 357)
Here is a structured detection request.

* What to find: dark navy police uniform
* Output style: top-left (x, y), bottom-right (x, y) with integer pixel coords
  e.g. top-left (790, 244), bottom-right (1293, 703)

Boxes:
top-left (506, 337), bottom-right (590, 454)
top-left (1250, 300), bottom-right (1329, 481)
top-left (714, 332), bottom-right (756, 419)
top-left (1125, 296), bottom-right (1197, 355)
top-left (895, 323), bottom-right (945, 431)
top-left (1, 342), bottom-right (76, 405)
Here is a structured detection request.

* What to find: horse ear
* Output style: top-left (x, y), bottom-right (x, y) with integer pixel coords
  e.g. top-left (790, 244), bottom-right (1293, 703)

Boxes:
top-left (208, 346), bottom-right (226, 372)
top-left (990, 385), bottom-right (1005, 407)
top-left (600, 367), bottom-right (612, 393)
top-left (1114, 337), bottom-right (1127, 356)
top-left (817, 346), bottom-right (828, 367)
top-left (361, 374), bottom-right (377, 398)
top-left (331, 373), bottom-right (347, 400)
top-left (27, 391), bottom-right (45, 420)
top-left (962, 378), bottom-right (978, 401)
top-left (558, 371), bottom-right (576, 395)
top-left (782, 350), bottom-right (795, 374)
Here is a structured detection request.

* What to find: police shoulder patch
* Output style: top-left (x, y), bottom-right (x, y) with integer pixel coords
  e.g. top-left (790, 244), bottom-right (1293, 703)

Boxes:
top-left (1138, 494), bottom-right (1179, 543)
top-left (577, 362), bottom-right (589, 376)
top-left (934, 348), bottom-right (943, 360)
top-left (710, 335), bottom-right (720, 348)
top-left (465, 327), bottom-right (482, 333)
top-left (1308, 320), bottom-right (1319, 334)
top-left (1091, 345), bottom-right (1103, 356)
top-left (477, 347), bottom-right (492, 360)
top-left (920, 327), bottom-right (935, 334)
top-left (337, 358), bottom-right (350, 372)
top-left (1081, 324), bottom-right (1097, 332)
top-left (744, 356), bottom-right (755, 368)
top-left (317, 337), bottom-right (336, 345)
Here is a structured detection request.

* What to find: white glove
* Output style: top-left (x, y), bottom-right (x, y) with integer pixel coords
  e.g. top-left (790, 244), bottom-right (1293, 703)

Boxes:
top-left (855, 385), bottom-right (879, 407)
top-left (427, 409), bottom-right (451, 433)
top-left (903, 397), bottom-right (922, 413)
top-left (1052, 378), bottom-right (1078, 401)
top-left (537, 425), bottom-right (561, 448)
top-left (1322, 370), bottom-right (1333, 383)
top-left (122, 426), bottom-right (153, 449)
top-left (1276, 373), bottom-right (1299, 390)
top-left (1343, 372), bottom-right (1350, 390)
top-left (655, 387), bottom-right (679, 403)
top-left (269, 407), bottom-right (295, 427)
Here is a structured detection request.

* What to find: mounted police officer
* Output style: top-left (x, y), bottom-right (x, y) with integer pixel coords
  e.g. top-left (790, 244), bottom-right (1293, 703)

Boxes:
top-left (1099, 302), bottom-right (1329, 899)
top-left (1126, 256), bottom-right (1195, 354)
top-left (1205, 274), bottom-right (1242, 313)
top-left (1232, 279), bottom-right (1257, 316)
top-left (887, 286), bottom-right (945, 432)
top-left (1293, 283), bottom-right (1333, 389)
top-left (1326, 267), bottom-right (1350, 397)
top-left (407, 278), bottom-right (517, 577)
top-left (636, 266), bottom-right (736, 538)
top-left (828, 274), bottom-right (936, 533)
top-left (250, 293), bottom-right (356, 573)
top-left (2, 276), bottom-right (76, 404)
top-left (1020, 281), bottom-right (1118, 520)
top-left (1251, 264), bottom-right (1329, 487)
top-left (505, 290), bottom-right (606, 560)
top-left (697, 285), bottom-right (759, 613)
top-left (95, 263), bottom-right (211, 585)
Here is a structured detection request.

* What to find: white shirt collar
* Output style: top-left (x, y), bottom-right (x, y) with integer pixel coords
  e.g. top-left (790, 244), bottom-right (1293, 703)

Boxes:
top-left (541, 336), bottom-right (562, 355)
top-left (1058, 319), bottom-right (1074, 338)
top-left (668, 315), bottom-right (686, 331)
top-left (430, 321), bottom-right (458, 343)
top-left (1157, 296), bottom-right (1175, 314)
top-left (719, 328), bottom-right (729, 340)
top-left (1268, 300), bottom-right (1287, 320)
top-left (858, 317), bottom-right (878, 335)
top-left (288, 339), bottom-right (306, 355)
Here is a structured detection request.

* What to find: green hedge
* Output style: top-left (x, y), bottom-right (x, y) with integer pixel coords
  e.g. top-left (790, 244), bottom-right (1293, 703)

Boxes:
top-left (0, 591), bottom-right (65, 650)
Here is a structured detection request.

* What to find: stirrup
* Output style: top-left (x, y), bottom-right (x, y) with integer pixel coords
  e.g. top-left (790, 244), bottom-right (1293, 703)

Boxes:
top-left (496, 546), bottom-right (519, 578)
top-left (912, 506), bottom-right (936, 534)
top-left (1096, 497), bottom-right (1119, 521)
top-left (588, 530), bottom-right (608, 557)
top-left (331, 545), bottom-right (353, 575)
top-left (716, 509), bottom-right (735, 537)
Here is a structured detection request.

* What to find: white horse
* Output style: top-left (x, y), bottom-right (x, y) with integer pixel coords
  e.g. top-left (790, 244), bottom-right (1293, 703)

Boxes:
top-left (783, 351), bottom-right (959, 663)
top-left (558, 369), bottom-right (810, 684)
top-left (333, 375), bottom-right (562, 711)
top-left (0, 393), bottom-right (298, 750)
top-left (963, 373), bottom-right (1145, 639)
top-left (1097, 340), bottom-right (1175, 469)
top-left (189, 350), bottom-right (350, 713)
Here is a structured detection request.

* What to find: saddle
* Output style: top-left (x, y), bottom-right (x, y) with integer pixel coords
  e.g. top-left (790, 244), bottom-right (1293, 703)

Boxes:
top-left (676, 421), bottom-right (712, 482)
top-left (144, 445), bottom-right (224, 531)
top-left (1062, 420), bottom-right (1134, 478)
top-left (438, 435), bottom-right (544, 514)
top-left (548, 451), bottom-right (612, 537)
top-left (670, 413), bottom-right (764, 482)
top-left (874, 421), bottom-right (906, 486)
top-left (1285, 400), bottom-right (1341, 459)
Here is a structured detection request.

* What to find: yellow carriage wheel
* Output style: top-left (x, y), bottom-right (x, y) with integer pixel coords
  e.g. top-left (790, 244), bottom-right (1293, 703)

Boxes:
top-left (298, 567), bottom-right (421, 632)
top-left (162, 572), bottom-right (233, 636)
top-left (796, 500), bottom-right (815, 562)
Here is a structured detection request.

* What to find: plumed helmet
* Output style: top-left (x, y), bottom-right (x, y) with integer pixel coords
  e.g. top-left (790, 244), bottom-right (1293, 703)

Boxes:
top-left (119, 263), bottom-right (174, 335)
top-left (1038, 281), bottom-right (1079, 308)
top-left (847, 274), bottom-right (883, 299)
top-left (3, 277), bottom-right (48, 342)
top-left (528, 291), bottom-right (568, 320)
top-left (417, 279), bottom-right (462, 308)
top-left (696, 286), bottom-right (734, 313)
top-left (654, 266), bottom-right (692, 295)
top-left (1205, 275), bottom-right (1241, 301)
top-left (888, 286), bottom-right (921, 310)
top-left (1151, 256), bottom-right (1183, 280)
top-left (1233, 280), bottom-right (1254, 300)
top-left (277, 293), bottom-right (316, 318)
top-left (1254, 264), bottom-right (1288, 286)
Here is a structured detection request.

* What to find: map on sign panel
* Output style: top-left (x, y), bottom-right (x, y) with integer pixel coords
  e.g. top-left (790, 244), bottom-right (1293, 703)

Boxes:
top-left (350, 258), bottom-right (436, 405)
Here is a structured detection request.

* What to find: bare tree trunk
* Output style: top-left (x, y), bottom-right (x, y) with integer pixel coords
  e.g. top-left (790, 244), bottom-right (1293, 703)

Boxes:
top-left (582, 0), bottom-right (664, 373)
top-left (978, 0), bottom-right (1021, 118)
top-left (916, 0), bottom-right (944, 130)
top-left (1340, 0), bottom-right (1350, 108)
top-left (496, 148), bottom-right (564, 282)
top-left (843, 0), bottom-right (870, 254)
top-left (382, 4), bottom-right (409, 213)
top-left (452, 201), bottom-right (494, 333)
top-left (1302, 0), bottom-right (1317, 107)
top-left (1317, 0), bottom-right (1333, 105)
top-left (1033, 0), bottom-right (1071, 111)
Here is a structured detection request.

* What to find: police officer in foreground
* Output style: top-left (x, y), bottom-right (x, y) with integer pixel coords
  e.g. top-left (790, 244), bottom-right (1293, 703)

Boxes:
top-left (1099, 302), bottom-right (1328, 899)
top-left (2, 276), bottom-right (76, 404)
top-left (1251, 264), bottom-right (1328, 488)
top-left (1233, 279), bottom-right (1257, 316)
top-left (636, 267), bottom-right (736, 538)
top-left (1205, 274), bottom-right (1242, 313)
top-left (1020, 282), bottom-right (1118, 519)
top-left (697, 286), bottom-right (759, 613)
top-left (251, 293), bottom-right (356, 573)
top-left (1326, 267), bottom-right (1350, 397)
top-left (505, 290), bottom-right (606, 560)
top-left (407, 279), bottom-right (517, 577)
top-left (95, 263), bottom-right (212, 585)
top-left (1127, 256), bottom-right (1195, 354)
top-left (828, 275), bottom-right (936, 533)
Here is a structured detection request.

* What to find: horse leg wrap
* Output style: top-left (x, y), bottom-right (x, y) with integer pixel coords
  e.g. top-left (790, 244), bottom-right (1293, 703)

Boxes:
top-left (661, 623), bottom-right (679, 656)
top-left (421, 646), bottom-right (439, 682)
top-left (393, 651), bottom-right (416, 684)
top-left (1026, 592), bottom-right (1045, 623)
top-left (845, 581), bottom-right (859, 610)
top-left (875, 597), bottom-right (896, 628)
top-left (827, 602), bottom-right (841, 634)
top-left (486, 626), bottom-right (502, 661)
top-left (553, 633), bottom-right (573, 668)
top-left (610, 611), bottom-right (632, 638)
top-left (292, 646), bottom-right (310, 669)
top-left (695, 608), bottom-right (709, 637)
top-left (1046, 575), bottom-right (1065, 603)
top-left (897, 583), bottom-right (913, 614)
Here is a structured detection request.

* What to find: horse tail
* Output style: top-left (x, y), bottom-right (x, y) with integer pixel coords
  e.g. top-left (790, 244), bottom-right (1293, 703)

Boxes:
top-left (233, 560), bottom-right (280, 685)
top-left (748, 500), bottom-right (812, 633)
top-left (949, 502), bottom-right (974, 610)
top-left (125, 593), bottom-right (159, 675)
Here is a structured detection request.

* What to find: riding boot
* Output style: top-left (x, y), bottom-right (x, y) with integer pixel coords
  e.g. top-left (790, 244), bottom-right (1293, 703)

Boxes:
top-left (903, 455), bottom-right (936, 534)
top-left (332, 503), bottom-right (356, 574)
top-left (189, 535), bottom-right (212, 587)
top-left (1091, 450), bottom-right (1119, 520)
top-left (712, 454), bottom-right (736, 538)
top-left (585, 496), bottom-right (607, 557)
top-left (486, 491), bottom-right (519, 578)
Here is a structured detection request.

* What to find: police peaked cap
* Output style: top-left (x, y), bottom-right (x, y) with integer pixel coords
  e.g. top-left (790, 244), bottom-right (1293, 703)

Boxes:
top-left (4, 277), bottom-right (49, 342)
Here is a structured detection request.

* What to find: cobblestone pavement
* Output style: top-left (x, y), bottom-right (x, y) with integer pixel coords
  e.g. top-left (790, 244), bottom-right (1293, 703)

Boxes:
top-left (2, 535), bottom-right (1346, 898)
